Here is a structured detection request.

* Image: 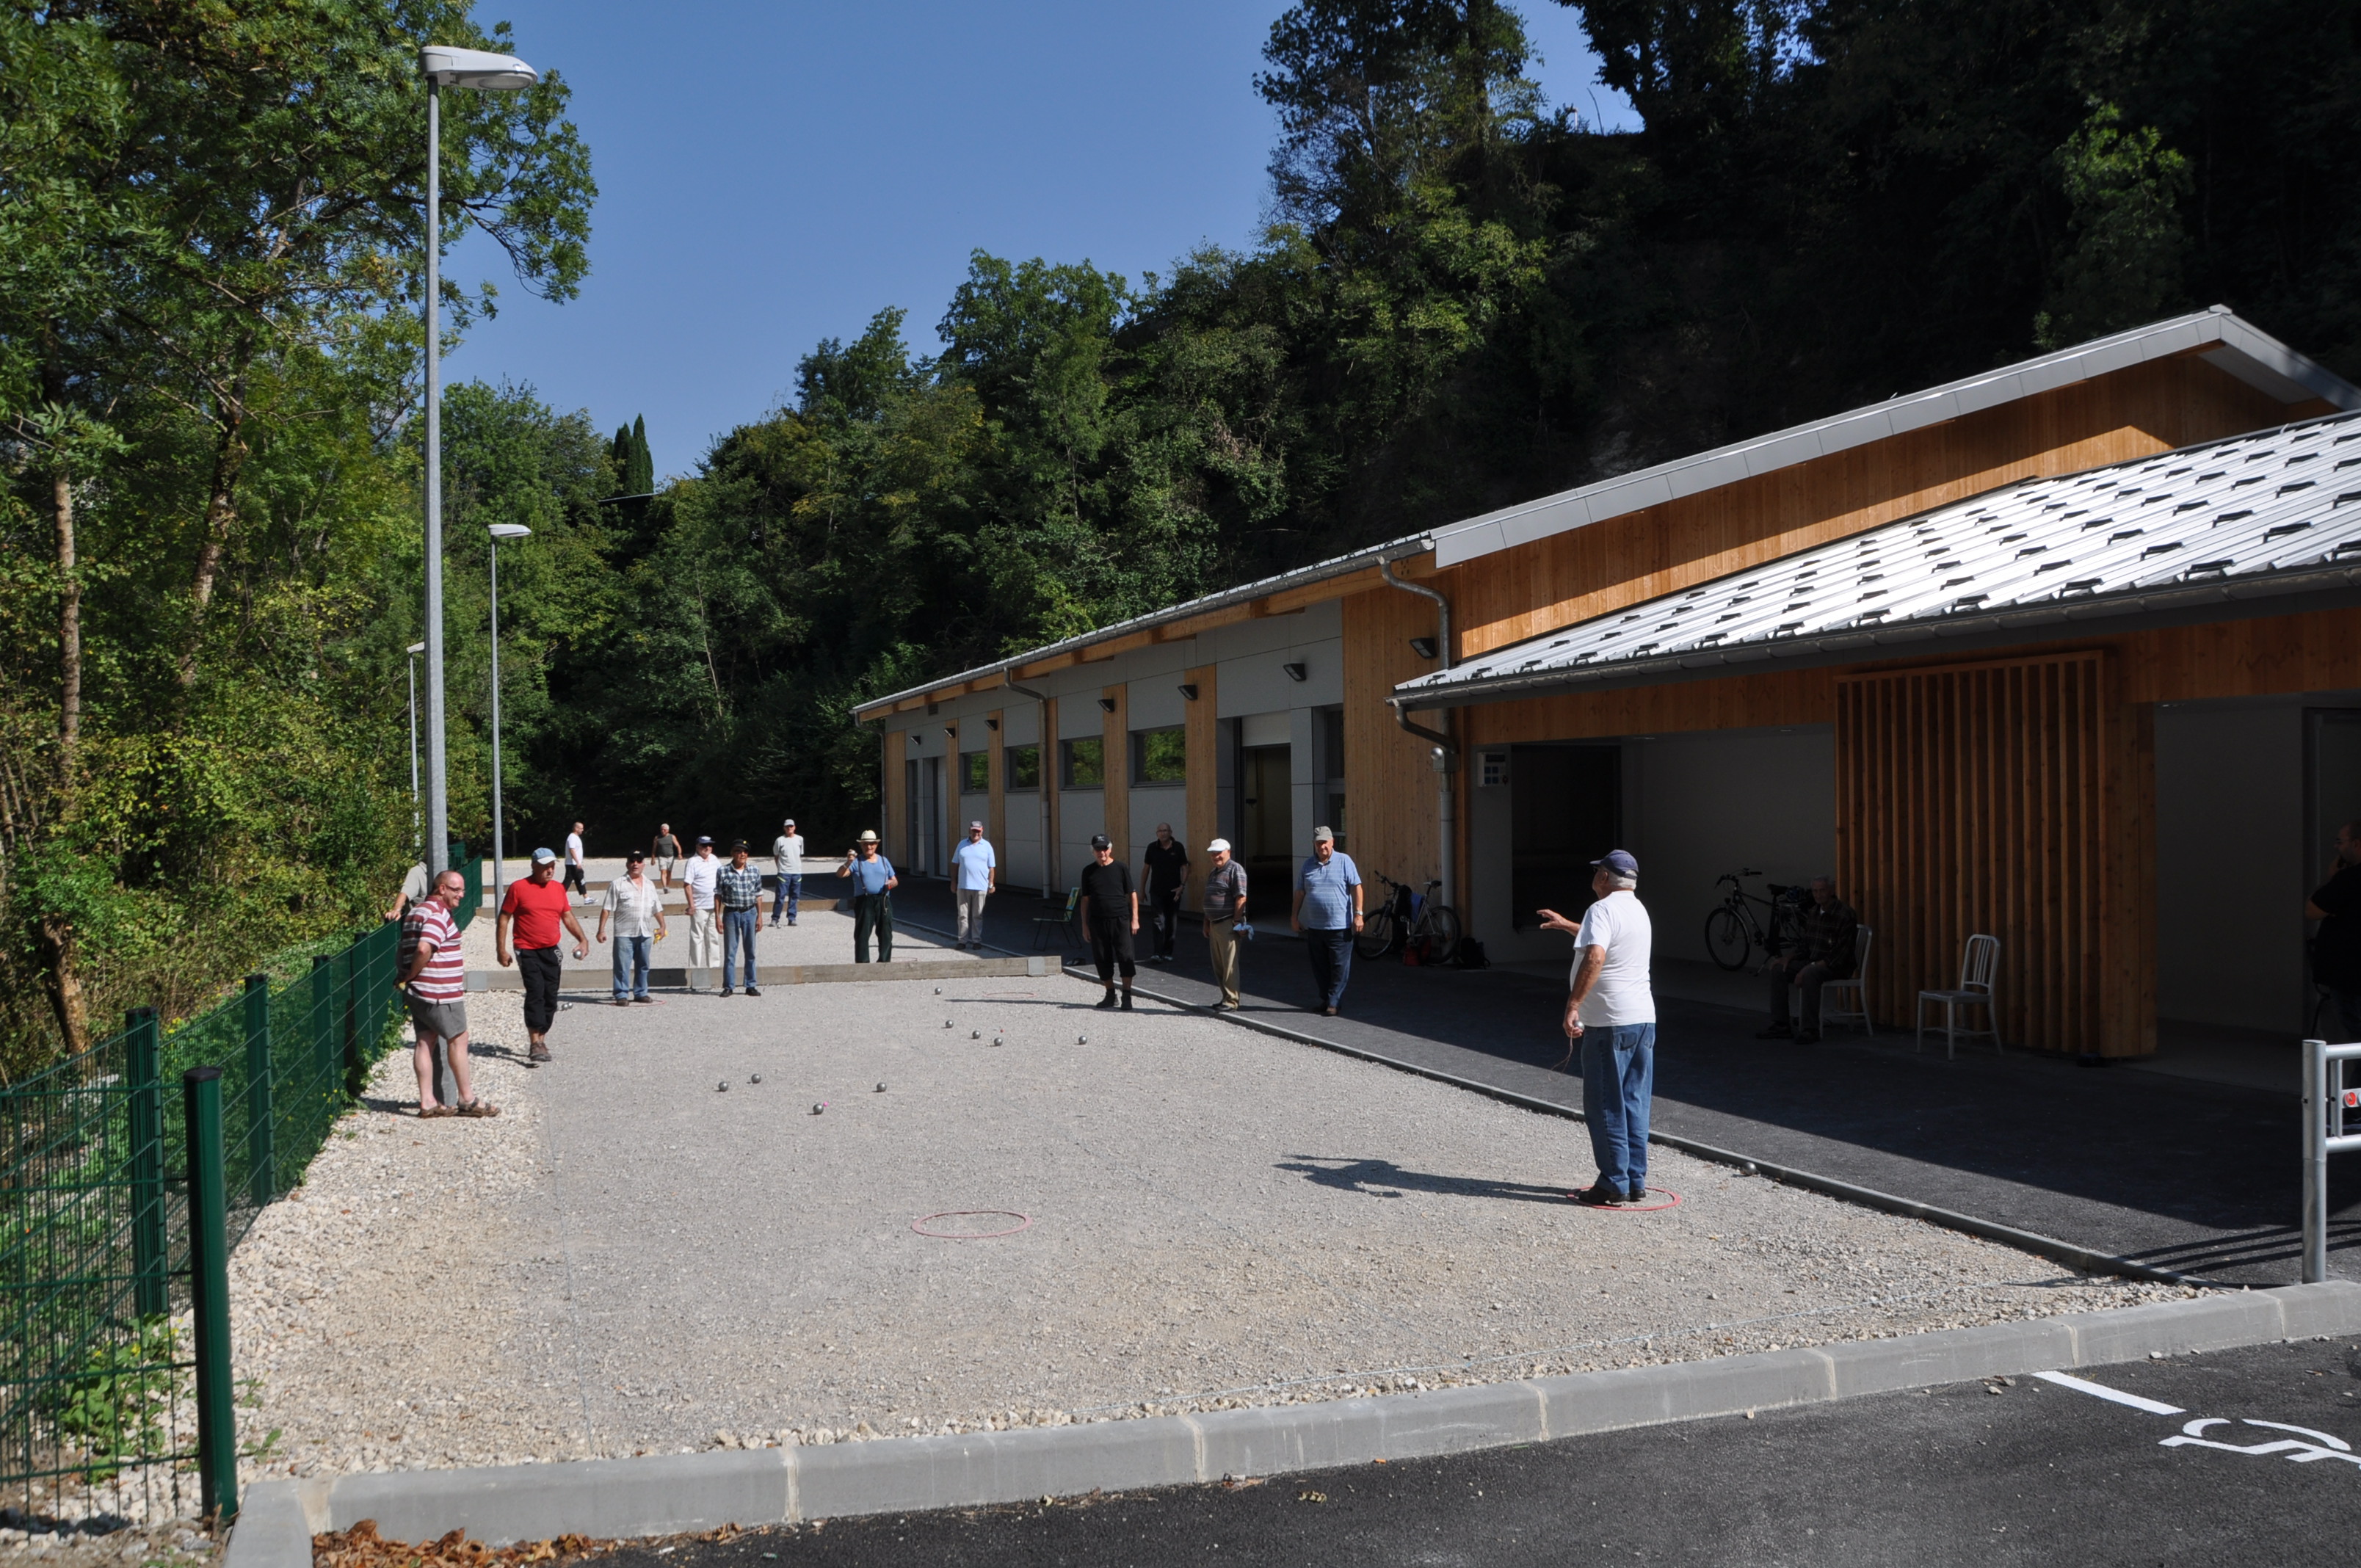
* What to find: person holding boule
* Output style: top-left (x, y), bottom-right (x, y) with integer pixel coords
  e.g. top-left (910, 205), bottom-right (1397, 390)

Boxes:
top-left (1538, 850), bottom-right (1655, 1206)
top-left (838, 830), bottom-right (898, 962)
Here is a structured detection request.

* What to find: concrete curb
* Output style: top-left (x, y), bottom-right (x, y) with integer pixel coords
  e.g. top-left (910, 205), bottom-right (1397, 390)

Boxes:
top-left (1095, 965), bottom-right (2231, 1290)
top-left (463, 957), bottom-right (1044, 991)
top-left (224, 1283), bottom-right (2361, 1566)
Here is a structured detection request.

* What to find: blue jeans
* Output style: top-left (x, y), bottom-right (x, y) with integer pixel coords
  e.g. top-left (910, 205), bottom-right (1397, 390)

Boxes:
top-left (772, 874), bottom-right (800, 923)
top-left (611, 934), bottom-right (651, 1001)
top-left (722, 907), bottom-right (760, 989)
top-left (1305, 927), bottom-right (1354, 1009)
top-left (1581, 1023), bottom-right (1656, 1197)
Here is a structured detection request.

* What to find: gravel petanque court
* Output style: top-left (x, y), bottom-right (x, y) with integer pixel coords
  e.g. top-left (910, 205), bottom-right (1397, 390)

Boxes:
top-left (226, 972), bottom-right (2191, 1482)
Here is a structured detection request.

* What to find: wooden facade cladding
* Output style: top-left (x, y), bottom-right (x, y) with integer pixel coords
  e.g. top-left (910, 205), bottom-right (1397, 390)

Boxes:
top-left (881, 728), bottom-right (907, 866)
top-left (1183, 664), bottom-right (1218, 910)
top-left (1835, 652), bottom-right (2152, 1058)
top-left (1341, 587), bottom-right (1446, 890)
top-left (1101, 683), bottom-right (1129, 864)
top-left (1440, 357), bottom-right (2309, 662)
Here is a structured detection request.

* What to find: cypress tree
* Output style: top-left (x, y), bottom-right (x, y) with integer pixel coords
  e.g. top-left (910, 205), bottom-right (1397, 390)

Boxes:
top-left (630, 414), bottom-right (653, 494)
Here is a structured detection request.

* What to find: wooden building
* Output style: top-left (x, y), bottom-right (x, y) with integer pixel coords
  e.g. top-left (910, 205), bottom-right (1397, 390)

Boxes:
top-left (857, 308), bottom-right (2361, 1058)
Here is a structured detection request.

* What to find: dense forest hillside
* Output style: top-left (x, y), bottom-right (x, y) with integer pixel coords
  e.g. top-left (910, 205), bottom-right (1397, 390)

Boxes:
top-left (4, 0), bottom-right (2357, 1071)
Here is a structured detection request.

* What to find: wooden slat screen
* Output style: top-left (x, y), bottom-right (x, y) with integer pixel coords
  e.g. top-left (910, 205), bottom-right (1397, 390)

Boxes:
top-left (1835, 650), bottom-right (2150, 1056)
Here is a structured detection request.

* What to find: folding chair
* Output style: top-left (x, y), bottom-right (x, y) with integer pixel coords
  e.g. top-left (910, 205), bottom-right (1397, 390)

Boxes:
top-left (1916, 933), bottom-right (2002, 1058)
top-left (1818, 926), bottom-right (1874, 1036)
top-left (1031, 888), bottom-right (1079, 951)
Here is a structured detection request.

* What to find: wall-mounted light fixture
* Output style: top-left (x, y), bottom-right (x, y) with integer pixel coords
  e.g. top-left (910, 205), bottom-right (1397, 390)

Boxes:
top-left (1097, 697), bottom-right (1118, 713)
top-left (1283, 662), bottom-right (1308, 683)
top-left (1178, 683), bottom-right (1199, 702)
top-left (1408, 636), bottom-right (1438, 660)
top-left (985, 716), bottom-right (1000, 730)
top-left (943, 726), bottom-right (958, 740)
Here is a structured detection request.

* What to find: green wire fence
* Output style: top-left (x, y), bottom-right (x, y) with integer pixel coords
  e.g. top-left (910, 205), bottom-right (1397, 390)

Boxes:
top-left (1, 846), bottom-right (476, 1531)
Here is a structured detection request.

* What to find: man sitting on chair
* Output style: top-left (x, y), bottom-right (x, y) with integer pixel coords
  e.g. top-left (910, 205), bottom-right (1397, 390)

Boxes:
top-left (1757, 876), bottom-right (1858, 1044)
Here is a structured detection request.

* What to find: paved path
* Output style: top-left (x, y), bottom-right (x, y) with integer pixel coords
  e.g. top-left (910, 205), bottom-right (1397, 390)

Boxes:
top-left (610, 1338), bottom-right (2361, 1566)
top-left (885, 879), bottom-right (2361, 1286)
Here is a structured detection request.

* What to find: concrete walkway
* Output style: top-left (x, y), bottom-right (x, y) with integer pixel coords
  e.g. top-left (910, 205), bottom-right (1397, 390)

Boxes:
top-left (885, 879), bottom-right (2361, 1287)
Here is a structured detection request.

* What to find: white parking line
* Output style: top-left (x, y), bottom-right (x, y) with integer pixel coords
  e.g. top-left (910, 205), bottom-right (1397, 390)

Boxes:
top-left (2031, 1370), bottom-right (2186, 1415)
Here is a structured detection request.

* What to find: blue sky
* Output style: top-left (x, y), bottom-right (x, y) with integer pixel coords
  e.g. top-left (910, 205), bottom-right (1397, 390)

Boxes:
top-left (441, 1), bottom-right (1636, 478)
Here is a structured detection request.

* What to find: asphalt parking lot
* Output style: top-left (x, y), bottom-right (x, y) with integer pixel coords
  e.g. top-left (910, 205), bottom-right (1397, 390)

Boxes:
top-left (602, 1337), bottom-right (2361, 1567)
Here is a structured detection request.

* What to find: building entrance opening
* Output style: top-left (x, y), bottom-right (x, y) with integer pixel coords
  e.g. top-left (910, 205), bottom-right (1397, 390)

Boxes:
top-left (1241, 743), bottom-right (1294, 918)
top-left (905, 755), bottom-right (943, 876)
top-left (2309, 709), bottom-right (2361, 1035)
top-left (1511, 744), bottom-right (1620, 928)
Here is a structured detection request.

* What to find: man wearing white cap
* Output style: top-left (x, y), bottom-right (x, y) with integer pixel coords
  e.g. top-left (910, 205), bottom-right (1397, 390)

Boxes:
top-left (498, 846), bottom-right (587, 1064)
top-left (770, 818), bottom-right (804, 928)
top-left (681, 835), bottom-right (722, 989)
top-left (1200, 838), bottom-right (1248, 1009)
top-left (837, 830), bottom-right (898, 962)
top-left (949, 820), bottom-right (997, 948)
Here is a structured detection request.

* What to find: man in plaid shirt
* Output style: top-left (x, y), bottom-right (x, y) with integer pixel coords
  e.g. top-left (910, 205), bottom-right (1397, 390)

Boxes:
top-left (717, 839), bottom-right (766, 997)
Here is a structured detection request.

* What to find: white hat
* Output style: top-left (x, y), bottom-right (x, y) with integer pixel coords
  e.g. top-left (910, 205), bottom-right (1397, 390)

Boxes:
top-left (1206, 837), bottom-right (1230, 853)
top-left (968, 820), bottom-right (984, 830)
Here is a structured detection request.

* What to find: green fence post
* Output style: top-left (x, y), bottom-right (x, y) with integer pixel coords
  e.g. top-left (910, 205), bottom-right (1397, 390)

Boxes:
top-left (182, 1065), bottom-right (239, 1523)
top-left (242, 974), bottom-right (274, 1206)
top-left (126, 1006), bottom-right (168, 1317)
top-left (310, 953), bottom-right (335, 1091)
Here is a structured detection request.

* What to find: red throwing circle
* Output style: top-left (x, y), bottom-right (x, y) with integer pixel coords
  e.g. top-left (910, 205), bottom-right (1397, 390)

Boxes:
top-left (910, 1210), bottom-right (1034, 1239)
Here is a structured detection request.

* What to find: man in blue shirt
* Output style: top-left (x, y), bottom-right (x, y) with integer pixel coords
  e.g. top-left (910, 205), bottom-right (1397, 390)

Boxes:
top-left (835, 830), bottom-right (898, 962)
top-left (949, 821), bottom-right (997, 948)
top-left (1291, 826), bottom-right (1363, 1016)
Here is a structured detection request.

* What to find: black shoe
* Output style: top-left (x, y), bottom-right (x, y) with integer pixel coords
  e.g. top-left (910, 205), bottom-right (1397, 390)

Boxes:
top-left (745, 986), bottom-right (762, 997)
top-left (1571, 1183), bottom-right (1627, 1206)
top-left (1321, 1006), bottom-right (1338, 1017)
top-left (1755, 1024), bottom-right (1794, 1040)
top-left (722, 987), bottom-right (735, 997)
top-left (1095, 992), bottom-right (1118, 1009)
top-left (1121, 993), bottom-right (1134, 1012)
top-left (1795, 1029), bottom-right (1821, 1044)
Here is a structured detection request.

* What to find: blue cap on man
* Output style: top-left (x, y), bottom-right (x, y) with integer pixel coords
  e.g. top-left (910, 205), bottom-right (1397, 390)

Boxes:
top-left (1591, 849), bottom-right (1639, 878)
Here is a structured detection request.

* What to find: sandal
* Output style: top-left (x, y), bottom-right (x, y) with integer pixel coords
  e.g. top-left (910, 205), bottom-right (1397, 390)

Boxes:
top-left (457, 1099), bottom-right (501, 1118)
top-left (418, 1105), bottom-right (457, 1119)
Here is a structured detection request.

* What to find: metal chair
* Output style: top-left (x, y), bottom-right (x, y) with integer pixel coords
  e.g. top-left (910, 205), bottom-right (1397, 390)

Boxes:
top-left (1818, 927), bottom-right (1874, 1036)
top-left (1031, 888), bottom-right (1079, 951)
top-left (1916, 933), bottom-right (2002, 1058)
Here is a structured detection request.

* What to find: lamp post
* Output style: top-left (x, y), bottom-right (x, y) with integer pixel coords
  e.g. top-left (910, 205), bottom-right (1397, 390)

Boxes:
top-left (487, 523), bottom-right (532, 912)
top-left (405, 641), bottom-right (426, 860)
top-left (418, 44), bottom-right (539, 882)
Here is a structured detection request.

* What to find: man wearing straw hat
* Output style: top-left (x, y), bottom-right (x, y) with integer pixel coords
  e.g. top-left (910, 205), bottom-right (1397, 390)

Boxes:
top-left (837, 830), bottom-right (898, 962)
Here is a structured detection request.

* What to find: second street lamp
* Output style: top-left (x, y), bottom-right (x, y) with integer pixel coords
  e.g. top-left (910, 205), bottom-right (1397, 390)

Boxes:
top-left (406, 641), bottom-right (427, 861)
top-left (487, 522), bottom-right (532, 913)
top-left (418, 43), bottom-right (539, 885)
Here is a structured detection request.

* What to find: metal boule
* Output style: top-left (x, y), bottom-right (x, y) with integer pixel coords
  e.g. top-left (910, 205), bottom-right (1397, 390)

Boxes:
top-left (750, 1073), bottom-right (762, 1084)
top-left (811, 1102), bottom-right (826, 1115)
top-left (717, 1081), bottom-right (729, 1092)
top-left (971, 1029), bottom-right (980, 1039)
top-left (874, 1082), bottom-right (887, 1093)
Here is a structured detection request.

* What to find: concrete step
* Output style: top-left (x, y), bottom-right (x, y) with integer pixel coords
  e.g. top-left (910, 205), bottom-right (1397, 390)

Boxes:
top-left (463, 955), bottom-right (1045, 990)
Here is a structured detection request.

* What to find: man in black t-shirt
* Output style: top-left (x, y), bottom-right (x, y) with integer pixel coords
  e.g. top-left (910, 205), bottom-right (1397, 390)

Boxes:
top-left (1078, 833), bottom-right (1139, 1011)
top-left (2308, 819), bottom-right (2361, 1042)
top-left (1142, 821), bottom-right (1191, 963)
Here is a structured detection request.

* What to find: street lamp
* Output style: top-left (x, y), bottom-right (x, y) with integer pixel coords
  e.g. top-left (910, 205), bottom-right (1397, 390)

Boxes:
top-left (405, 642), bottom-right (427, 859)
top-left (487, 522), bottom-right (532, 912)
top-left (418, 43), bottom-right (539, 882)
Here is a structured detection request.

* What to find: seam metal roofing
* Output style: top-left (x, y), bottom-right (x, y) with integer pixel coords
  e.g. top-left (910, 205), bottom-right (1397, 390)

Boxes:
top-left (1396, 410), bottom-right (2361, 707)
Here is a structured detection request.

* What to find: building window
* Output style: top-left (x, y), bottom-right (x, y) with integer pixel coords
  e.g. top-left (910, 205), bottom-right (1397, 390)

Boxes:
top-left (1004, 744), bottom-right (1040, 791)
top-left (1059, 736), bottom-right (1105, 788)
top-left (1131, 725), bottom-right (1186, 785)
top-left (960, 749), bottom-right (990, 794)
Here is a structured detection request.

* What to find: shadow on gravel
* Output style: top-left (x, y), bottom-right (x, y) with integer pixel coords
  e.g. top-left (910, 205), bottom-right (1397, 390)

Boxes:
top-left (1274, 1156), bottom-right (1575, 1207)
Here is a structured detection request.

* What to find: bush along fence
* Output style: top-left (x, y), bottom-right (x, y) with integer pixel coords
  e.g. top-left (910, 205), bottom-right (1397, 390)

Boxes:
top-left (0, 849), bottom-right (479, 1534)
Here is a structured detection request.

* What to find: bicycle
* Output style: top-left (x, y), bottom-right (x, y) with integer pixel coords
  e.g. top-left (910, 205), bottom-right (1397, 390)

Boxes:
top-left (1704, 868), bottom-right (1804, 972)
top-left (1357, 871), bottom-right (1462, 966)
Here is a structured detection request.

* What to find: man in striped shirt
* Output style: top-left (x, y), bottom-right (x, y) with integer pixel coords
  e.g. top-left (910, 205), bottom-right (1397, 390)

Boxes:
top-left (398, 870), bottom-right (498, 1118)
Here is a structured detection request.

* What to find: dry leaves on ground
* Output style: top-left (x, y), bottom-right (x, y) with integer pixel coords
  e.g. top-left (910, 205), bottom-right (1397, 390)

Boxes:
top-left (313, 1521), bottom-right (610, 1568)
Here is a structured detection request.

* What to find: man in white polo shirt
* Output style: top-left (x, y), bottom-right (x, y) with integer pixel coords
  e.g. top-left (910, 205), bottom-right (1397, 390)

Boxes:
top-left (1539, 849), bottom-right (1653, 1205)
top-left (681, 835), bottom-right (722, 990)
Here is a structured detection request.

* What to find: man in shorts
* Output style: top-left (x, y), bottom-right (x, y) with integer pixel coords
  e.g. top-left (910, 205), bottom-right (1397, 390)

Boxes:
top-left (397, 869), bottom-right (497, 1117)
top-left (498, 846), bottom-right (588, 1063)
top-left (652, 822), bottom-right (681, 891)
top-left (563, 821), bottom-right (589, 900)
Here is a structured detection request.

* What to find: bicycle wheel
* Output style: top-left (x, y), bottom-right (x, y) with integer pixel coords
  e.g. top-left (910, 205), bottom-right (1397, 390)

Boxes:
top-left (1422, 905), bottom-right (1462, 966)
top-left (1355, 907), bottom-right (1396, 960)
top-left (1705, 907), bottom-right (1749, 970)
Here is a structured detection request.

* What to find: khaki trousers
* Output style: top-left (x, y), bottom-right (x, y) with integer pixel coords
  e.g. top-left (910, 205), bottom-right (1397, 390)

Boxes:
top-left (685, 906), bottom-right (720, 982)
top-left (1205, 919), bottom-right (1244, 1007)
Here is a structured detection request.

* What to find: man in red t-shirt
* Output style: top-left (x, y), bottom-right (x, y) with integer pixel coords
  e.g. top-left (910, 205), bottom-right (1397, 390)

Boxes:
top-left (499, 846), bottom-right (588, 1064)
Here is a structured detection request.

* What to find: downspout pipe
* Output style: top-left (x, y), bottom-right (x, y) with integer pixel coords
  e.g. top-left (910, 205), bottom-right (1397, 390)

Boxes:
top-left (1004, 674), bottom-right (1058, 896)
top-left (1379, 555), bottom-right (1458, 917)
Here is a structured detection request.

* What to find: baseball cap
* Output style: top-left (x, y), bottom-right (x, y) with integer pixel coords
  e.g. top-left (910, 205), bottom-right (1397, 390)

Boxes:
top-left (530, 846), bottom-right (556, 864)
top-left (696, 835), bottom-right (713, 845)
top-left (625, 849), bottom-right (645, 863)
top-left (1206, 837), bottom-right (1230, 853)
top-left (1312, 825), bottom-right (1335, 843)
top-left (968, 819), bottom-right (984, 830)
top-left (1089, 833), bottom-right (1112, 849)
top-left (731, 838), bottom-right (749, 852)
top-left (1592, 849), bottom-right (1639, 877)
top-left (783, 817), bottom-right (796, 827)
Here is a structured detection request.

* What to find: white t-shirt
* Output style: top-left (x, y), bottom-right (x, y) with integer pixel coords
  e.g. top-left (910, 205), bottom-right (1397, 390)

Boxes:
top-left (1572, 890), bottom-right (1655, 1028)
top-left (773, 833), bottom-right (804, 876)
top-left (565, 832), bottom-right (584, 867)
top-left (951, 838), bottom-right (996, 891)
top-left (681, 853), bottom-right (721, 911)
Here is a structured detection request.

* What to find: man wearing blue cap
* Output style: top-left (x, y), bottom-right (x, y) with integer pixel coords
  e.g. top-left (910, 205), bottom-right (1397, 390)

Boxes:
top-left (1539, 849), bottom-right (1655, 1205)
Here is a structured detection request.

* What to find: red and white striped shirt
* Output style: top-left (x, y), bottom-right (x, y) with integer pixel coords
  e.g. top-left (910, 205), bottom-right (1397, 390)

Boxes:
top-left (402, 901), bottom-right (466, 1003)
